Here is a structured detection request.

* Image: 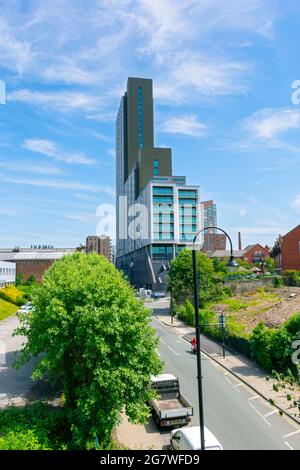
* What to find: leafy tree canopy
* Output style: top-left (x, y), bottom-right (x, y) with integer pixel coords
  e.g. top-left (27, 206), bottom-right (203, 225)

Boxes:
top-left (168, 249), bottom-right (218, 306)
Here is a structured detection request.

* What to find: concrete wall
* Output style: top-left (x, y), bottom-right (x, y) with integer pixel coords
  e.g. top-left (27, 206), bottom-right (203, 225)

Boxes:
top-left (138, 147), bottom-right (172, 192)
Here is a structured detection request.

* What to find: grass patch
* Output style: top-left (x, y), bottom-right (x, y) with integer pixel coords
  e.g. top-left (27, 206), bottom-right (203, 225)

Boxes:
top-left (0, 298), bottom-right (18, 321)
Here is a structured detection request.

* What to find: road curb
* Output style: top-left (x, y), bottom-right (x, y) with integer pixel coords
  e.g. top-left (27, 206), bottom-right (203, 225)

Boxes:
top-left (181, 335), bottom-right (300, 428)
top-left (155, 315), bottom-right (300, 428)
top-left (155, 316), bottom-right (182, 328)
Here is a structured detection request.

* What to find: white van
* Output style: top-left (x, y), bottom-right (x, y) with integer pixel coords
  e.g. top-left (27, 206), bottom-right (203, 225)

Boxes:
top-left (170, 426), bottom-right (223, 450)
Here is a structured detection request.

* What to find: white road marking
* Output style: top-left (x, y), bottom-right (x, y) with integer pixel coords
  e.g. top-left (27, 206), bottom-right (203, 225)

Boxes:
top-left (167, 345), bottom-right (180, 356)
top-left (224, 376), bottom-right (241, 394)
top-left (235, 382), bottom-right (243, 388)
top-left (283, 429), bottom-right (300, 439)
top-left (160, 339), bottom-right (166, 344)
top-left (224, 372), bottom-right (229, 376)
top-left (248, 401), bottom-right (271, 426)
top-left (248, 395), bottom-right (259, 401)
top-left (264, 409), bottom-right (278, 417)
top-left (285, 441), bottom-right (293, 450)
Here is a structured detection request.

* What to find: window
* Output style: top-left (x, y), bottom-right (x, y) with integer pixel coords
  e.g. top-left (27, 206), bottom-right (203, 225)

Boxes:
top-left (153, 186), bottom-right (173, 195)
top-left (137, 86), bottom-right (143, 148)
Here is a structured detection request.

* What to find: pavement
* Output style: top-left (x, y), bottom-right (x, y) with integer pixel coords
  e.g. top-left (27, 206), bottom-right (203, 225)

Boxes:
top-left (0, 314), bottom-right (35, 408)
top-left (0, 314), bottom-right (59, 409)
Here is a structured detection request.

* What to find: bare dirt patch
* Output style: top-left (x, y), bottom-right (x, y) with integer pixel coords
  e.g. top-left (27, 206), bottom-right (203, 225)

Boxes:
top-left (212, 287), bottom-right (300, 333)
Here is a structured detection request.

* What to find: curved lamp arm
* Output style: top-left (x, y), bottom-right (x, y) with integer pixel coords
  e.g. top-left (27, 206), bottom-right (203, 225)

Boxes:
top-left (193, 225), bottom-right (236, 265)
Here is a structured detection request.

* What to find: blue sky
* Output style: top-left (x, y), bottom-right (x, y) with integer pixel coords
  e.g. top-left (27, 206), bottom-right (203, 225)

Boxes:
top-left (0, 0), bottom-right (300, 249)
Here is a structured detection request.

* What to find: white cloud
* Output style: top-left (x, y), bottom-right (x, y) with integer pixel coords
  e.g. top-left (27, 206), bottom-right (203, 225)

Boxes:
top-left (162, 114), bottom-right (207, 137)
top-left (238, 207), bottom-right (247, 217)
top-left (42, 58), bottom-right (98, 85)
top-left (0, 207), bottom-right (17, 217)
top-left (4, 177), bottom-right (115, 197)
top-left (172, 56), bottom-right (250, 97)
top-left (8, 89), bottom-right (99, 113)
top-left (107, 148), bottom-right (116, 159)
top-left (0, 0), bottom-right (276, 113)
top-left (245, 108), bottom-right (300, 140)
top-left (0, 160), bottom-right (61, 175)
top-left (0, 18), bottom-right (33, 74)
top-left (231, 226), bottom-right (284, 235)
top-left (292, 195), bottom-right (300, 211)
top-left (22, 139), bottom-right (95, 165)
top-left (66, 213), bottom-right (97, 224)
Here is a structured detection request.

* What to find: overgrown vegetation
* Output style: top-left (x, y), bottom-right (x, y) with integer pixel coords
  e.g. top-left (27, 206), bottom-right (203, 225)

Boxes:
top-left (14, 253), bottom-right (162, 449)
top-left (0, 403), bottom-right (70, 450)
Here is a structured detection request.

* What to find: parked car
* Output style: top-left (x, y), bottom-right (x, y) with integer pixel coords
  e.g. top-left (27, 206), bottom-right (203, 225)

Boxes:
top-left (152, 292), bottom-right (165, 299)
top-left (170, 426), bottom-right (223, 450)
top-left (17, 304), bottom-right (33, 316)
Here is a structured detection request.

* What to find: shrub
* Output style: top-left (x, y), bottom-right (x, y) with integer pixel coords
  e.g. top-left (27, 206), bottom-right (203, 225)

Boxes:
top-left (251, 322), bottom-right (294, 374)
top-left (0, 403), bottom-right (70, 450)
top-left (283, 270), bottom-right (300, 287)
top-left (273, 276), bottom-right (285, 288)
top-left (284, 313), bottom-right (300, 337)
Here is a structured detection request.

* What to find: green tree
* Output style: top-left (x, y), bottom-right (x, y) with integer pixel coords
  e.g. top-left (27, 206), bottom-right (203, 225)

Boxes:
top-left (15, 253), bottom-right (162, 448)
top-left (265, 257), bottom-right (275, 274)
top-left (25, 274), bottom-right (37, 286)
top-left (16, 273), bottom-right (24, 286)
top-left (168, 249), bottom-right (217, 307)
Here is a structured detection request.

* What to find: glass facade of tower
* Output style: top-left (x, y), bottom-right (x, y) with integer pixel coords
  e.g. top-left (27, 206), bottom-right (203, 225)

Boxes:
top-left (153, 186), bottom-right (174, 241)
top-left (179, 189), bottom-right (198, 242)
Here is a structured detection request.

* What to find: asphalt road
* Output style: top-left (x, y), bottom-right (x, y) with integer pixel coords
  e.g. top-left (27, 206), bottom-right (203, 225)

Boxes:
top-left (0, 314), bottom-right (35, 407)
top-left (151, 309), bottom-right (300, 450)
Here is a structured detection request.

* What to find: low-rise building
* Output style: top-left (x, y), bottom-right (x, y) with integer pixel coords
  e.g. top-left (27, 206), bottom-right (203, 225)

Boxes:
top-left (212, 243), bottom-right (270, 265)
top-left (0, 261), bottom-right (16, 287)
top-left (272, 224), bottom-right (300, 271)
top-left (86, 235), bottom-right (111, 261)
top-left (0, 248), bottom-right (75, 283)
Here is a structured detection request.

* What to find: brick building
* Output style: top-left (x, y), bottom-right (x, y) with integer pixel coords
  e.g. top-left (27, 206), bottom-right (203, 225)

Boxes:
top-left (212, 243), bottom-right (270, 265)
top-left (200, 200), bottom-right (226, 256)
top-left (0, 248), bottom-right (75, 282)
top-left (242, 244), bottom-right (270, 264)
top-left (272, 224), bottom-right (300, 271)
top-left (86, 235), bottom-right (111, 261)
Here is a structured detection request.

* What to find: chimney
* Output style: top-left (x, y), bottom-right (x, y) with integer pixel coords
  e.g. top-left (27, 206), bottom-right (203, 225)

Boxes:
top-left (238, 232), bottom-right (242, 251)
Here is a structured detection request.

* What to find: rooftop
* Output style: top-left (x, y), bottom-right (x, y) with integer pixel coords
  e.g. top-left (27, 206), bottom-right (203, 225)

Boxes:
top-left (0, 249), bottom-right (76, 261)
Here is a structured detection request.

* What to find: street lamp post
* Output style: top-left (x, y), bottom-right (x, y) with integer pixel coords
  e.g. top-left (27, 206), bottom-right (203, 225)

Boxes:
top-left (192, 226), bottom-right (238, 451)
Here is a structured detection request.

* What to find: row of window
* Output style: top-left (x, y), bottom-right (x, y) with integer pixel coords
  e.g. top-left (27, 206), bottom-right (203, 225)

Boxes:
top-left (0, 268), bottom-right (16, 275)
top-left (153, 186), bottom-right (173, 195)
top-left (138, 86), bottom-right (143, 148)
top-left (178, 190), bottom-right (197, 198)
top-left (153, 234), bottom-right (174, 241)
top-left (151, 245), bottom-right (174, 255)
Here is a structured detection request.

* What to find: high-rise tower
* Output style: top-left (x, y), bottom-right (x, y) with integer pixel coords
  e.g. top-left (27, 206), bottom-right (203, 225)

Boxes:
top-left (116, 77), bottom-right (201, 290)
